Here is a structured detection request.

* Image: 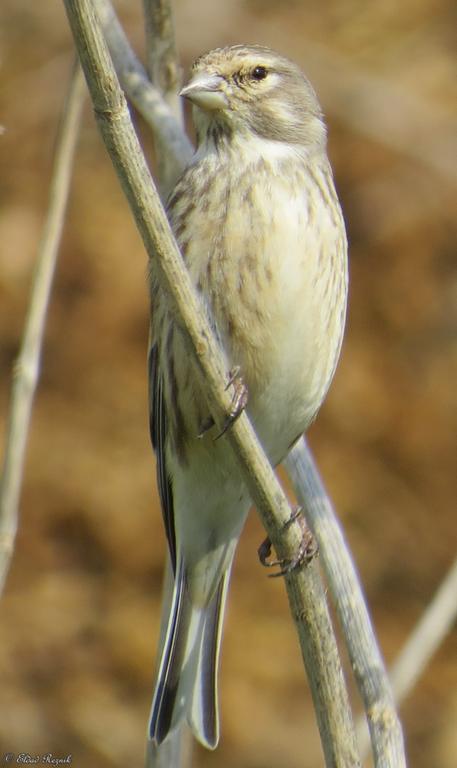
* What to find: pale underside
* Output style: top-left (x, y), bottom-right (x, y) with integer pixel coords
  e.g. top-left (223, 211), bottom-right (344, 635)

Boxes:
top-left (153, 134), bottom-right (347, 604)
top-left (149, 132), bottom-right (347, 747)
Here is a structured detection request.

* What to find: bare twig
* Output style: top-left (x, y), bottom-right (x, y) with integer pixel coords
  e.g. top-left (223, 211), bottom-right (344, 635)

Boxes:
top-left (142, 0), bottom-right (182, 116)
top-left (95, 0), bottom-right (192, 193)
top-left (0, 60), bottom-right (85, 595)
top-left (390, 554), bottom-right (457, 704)
top-left (355, 554), bottom-right (457, 760)
top-left (62, 1), bottom-right (360, 764)
top-left (285, 438), bottom-right (406, 768)
top-left (142, 0), bottom-right (184, 198)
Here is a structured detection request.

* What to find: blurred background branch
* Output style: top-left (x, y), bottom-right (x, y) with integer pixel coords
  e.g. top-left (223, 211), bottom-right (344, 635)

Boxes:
top-left (141, 0), bottom-right (183, 193)
top-left (389, 554), bottom-right (457, 707)
top-left (356, 554), bottom-right (457, 758)
top-left (96, 0), bottom-right (192, 192)
top-left (0, 60), bottom-right (85, 594)
top-left (142, 0), bottom-right (182, 114)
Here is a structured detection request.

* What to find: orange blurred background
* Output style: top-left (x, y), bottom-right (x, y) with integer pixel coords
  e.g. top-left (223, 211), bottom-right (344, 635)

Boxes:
top-left (0, 1), bottom-right (456, 766)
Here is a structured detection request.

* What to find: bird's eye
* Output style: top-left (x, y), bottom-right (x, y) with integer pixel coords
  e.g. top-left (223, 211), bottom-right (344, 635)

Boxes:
top-left (251, 65), bottom-right (268, 81)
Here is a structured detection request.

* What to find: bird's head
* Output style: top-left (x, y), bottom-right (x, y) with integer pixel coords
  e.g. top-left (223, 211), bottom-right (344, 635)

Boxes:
top-left (180, 45), bottom-right (327, 152)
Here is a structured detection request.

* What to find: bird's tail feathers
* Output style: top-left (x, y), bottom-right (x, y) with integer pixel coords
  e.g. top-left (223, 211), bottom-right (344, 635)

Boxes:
top-left (149, 558), bottom-right (229, 750)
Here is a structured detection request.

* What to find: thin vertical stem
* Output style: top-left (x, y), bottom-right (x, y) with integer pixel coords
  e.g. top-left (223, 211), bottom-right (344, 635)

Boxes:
top-left (0, 60), bottom-right (85, 594)
top-left (142, 0), bottom-right (182, 117)
top-left (142, 0), bottom-right (184, 195)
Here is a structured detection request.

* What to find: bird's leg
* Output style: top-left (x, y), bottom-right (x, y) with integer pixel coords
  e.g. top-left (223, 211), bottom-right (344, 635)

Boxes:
top-left (258, 506), bottom-right (318, 578)
top-left (214, 366), bottom-right (248, 440)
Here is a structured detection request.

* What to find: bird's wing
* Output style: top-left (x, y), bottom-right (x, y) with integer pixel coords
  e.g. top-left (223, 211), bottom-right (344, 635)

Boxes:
top-left (148, 341), bottom-right (176, 571)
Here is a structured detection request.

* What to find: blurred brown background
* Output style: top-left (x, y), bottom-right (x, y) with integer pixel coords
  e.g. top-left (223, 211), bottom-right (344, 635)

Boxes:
top-left (0, 1), bottom-right (456, 766)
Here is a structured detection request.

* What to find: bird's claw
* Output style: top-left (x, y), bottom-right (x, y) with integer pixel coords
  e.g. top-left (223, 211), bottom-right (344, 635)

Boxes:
top-left (197, 414), bottom-right (215, 438)
top-left (214, 366), bottom-right (248, 440)
top-left (258, 506), bottom-right (317, 578)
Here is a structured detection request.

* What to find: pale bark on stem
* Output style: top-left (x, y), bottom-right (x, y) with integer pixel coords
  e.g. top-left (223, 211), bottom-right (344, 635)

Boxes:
top-left (62, 1), bottom-right (360, 765)
top-left (285, 439), bottom-right (407, 768)
top-left (95, 0), bottom-right (191, 194)
top-left (0, 60), bottom-right (85, 595)
top-left (142, 0), bottom-right (182, 116)
top-left (141, 0), bottom-right (184, 207)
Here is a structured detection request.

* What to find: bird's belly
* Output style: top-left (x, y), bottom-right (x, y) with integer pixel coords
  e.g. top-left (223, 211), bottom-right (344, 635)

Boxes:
top-left (240, 296), bottom-right (341, 465)
top-left (217, 234), bottom-right (345, 465)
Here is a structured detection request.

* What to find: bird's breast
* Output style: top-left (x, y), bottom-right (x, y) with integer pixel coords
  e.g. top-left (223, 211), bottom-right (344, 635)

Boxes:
top-left (168, 150), bottom-right (347, 461)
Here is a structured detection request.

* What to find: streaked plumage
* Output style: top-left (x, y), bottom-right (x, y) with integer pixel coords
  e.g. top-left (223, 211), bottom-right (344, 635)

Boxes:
top-left (148, 44), bottom-right (348, 750)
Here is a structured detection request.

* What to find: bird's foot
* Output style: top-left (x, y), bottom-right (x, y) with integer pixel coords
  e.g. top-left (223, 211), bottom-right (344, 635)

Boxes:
top-left (214, 366), bottom-right (248, 440)
top-left (258, 506), bottom-right (317, 578)
top-left (197, 367), bottom-right (248, 439)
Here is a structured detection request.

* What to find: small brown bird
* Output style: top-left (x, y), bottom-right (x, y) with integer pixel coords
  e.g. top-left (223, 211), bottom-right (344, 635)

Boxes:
top-left (148, 44), bottom-right (348, 749)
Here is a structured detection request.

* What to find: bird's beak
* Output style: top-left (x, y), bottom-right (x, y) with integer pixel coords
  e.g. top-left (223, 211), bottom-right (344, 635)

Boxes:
top-left (180, 74), bottom-right (227, 111)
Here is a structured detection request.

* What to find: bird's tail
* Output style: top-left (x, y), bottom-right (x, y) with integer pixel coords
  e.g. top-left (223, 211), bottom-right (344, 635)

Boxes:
top-left (148, 557), bottom-right (229, 749)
